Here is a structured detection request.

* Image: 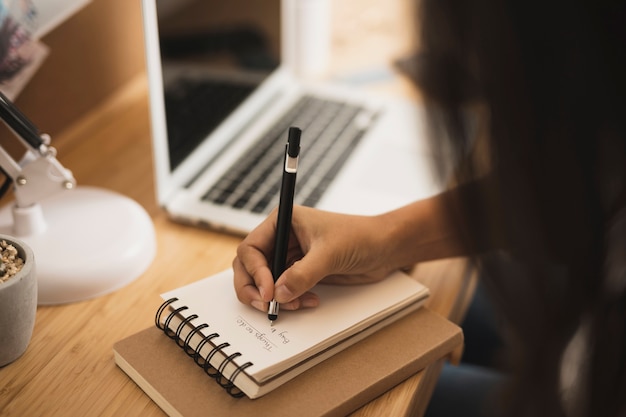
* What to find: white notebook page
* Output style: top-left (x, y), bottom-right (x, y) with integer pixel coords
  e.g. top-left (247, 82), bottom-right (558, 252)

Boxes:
top-left (161, 268), bottom-right (429, 382)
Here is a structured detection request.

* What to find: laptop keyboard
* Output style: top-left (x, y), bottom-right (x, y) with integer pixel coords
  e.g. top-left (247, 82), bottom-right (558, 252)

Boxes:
top-left (201, 95), bottom-right (377, 213)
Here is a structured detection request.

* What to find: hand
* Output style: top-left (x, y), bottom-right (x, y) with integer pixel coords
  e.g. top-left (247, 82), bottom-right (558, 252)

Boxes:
top-left (233, 205), bottom-right (398, 312)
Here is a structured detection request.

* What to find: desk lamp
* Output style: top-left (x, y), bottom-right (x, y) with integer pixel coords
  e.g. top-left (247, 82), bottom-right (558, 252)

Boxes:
top-left (0, 91), bottom-right (156, 305)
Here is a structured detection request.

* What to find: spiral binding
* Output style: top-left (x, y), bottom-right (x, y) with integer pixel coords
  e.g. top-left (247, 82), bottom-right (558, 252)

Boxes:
top-left (155, 297), bottom-right (254, 398)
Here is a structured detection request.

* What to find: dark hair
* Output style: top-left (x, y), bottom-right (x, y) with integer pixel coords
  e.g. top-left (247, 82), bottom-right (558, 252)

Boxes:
top-left (413, 0), bottom-right (626, 415)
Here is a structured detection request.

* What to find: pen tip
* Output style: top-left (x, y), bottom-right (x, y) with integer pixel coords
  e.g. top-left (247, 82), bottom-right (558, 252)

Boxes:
top-left (270, 320), bottom-right (274, 327)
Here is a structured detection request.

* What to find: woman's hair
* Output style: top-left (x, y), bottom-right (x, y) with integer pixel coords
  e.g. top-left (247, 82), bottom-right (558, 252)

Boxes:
top-left (413, 0), bottom-right (626, 415)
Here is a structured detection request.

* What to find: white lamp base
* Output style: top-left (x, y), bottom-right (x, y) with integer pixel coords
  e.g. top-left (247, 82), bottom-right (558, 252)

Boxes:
top-left (0, 186), bottom-right (156, 305)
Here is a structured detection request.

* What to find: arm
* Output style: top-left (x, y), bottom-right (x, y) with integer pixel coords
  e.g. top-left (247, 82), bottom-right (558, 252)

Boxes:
top-left (233, 189), bottom-right (470, 312)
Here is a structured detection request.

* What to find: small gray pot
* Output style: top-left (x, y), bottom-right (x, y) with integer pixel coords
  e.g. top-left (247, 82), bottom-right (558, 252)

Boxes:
top-left (0, 234), bottom-right (36, 367)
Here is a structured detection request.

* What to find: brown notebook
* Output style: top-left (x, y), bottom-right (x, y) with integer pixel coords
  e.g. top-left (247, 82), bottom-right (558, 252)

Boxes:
top-left (113, 307), bottom-right (462, 417)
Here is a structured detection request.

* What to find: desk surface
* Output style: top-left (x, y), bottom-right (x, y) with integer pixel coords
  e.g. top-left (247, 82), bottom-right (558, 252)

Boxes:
top-left (0, 1), bottom-right (476, 415)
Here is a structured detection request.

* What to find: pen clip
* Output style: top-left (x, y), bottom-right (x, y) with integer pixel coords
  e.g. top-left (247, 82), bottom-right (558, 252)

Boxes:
top-left (285, 150), bottom-right (298, 173)
top-left (284, 127), bottom-right (301, 173)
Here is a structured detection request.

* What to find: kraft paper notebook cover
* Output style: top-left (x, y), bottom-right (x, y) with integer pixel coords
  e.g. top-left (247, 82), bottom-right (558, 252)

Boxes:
top-left (114, 307), bottom-right (462, 417)
top-left (145, 268), bottom-right (432, 399)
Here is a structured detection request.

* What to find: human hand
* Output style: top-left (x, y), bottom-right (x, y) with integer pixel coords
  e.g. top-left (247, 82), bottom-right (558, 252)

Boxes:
top-left (233, 205), bottom-right (398, 312)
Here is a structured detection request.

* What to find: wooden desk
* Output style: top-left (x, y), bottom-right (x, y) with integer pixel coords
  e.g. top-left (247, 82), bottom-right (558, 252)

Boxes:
top-left (0, 75), bottom-right (475, 416)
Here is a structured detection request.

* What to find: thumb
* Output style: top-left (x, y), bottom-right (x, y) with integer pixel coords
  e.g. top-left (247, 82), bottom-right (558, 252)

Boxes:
top-left (273, 246), bottom-right (333, 304)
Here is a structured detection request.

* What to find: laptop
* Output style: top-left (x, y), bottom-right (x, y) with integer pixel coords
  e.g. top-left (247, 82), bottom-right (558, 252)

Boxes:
top-left (141, 0), bottom-right (444, 235)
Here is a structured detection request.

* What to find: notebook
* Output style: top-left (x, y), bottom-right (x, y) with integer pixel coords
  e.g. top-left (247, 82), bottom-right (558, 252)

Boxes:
top-left (141, 0), bottom-right (445, 234)
top-left (118, 268), bottom-right (430, 399)
top-left (113, 308), bottom-right (462, 417)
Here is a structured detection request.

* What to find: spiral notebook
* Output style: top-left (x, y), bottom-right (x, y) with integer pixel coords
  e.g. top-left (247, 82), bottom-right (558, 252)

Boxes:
top-left (119, 269), bottom-right (430, 400)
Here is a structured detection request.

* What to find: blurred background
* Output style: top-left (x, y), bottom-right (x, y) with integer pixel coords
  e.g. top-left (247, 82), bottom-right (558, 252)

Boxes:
top-left (1, 0), bottom-right (421, 150)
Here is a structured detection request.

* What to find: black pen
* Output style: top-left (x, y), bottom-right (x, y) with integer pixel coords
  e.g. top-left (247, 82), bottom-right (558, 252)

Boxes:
top-left (268, 127), bottom-right (301, 325)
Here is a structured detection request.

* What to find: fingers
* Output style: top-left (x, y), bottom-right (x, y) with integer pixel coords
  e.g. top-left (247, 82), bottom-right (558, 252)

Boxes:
top-left (233, 206), bottom-right (325, 311)
top-left (234, 243), bottom-right (274, 302)
top-left (272, 243), bottom-right (333, 304)
top-left (279, 291), bottom-right (320, 310)
top-left (233, 205), bottom-right (388, 312)
top-left (233, 253), bottom-right (321, 311)
top-left (232, 214), bottom-right (278, 311)
top-left (232, 256), bottom-right (268, 311)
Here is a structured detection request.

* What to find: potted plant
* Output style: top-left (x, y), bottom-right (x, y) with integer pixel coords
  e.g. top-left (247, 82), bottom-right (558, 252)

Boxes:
top-left (0, 234), bottom-right (36, 367)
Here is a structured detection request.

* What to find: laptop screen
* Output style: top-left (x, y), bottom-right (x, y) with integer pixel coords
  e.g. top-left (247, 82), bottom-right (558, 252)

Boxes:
top-left (155, 0), bottom-right (281, 171)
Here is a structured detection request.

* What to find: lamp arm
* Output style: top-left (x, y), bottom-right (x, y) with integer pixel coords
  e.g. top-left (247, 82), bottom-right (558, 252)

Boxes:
top-left (0, 91), bottom-right (76, 208)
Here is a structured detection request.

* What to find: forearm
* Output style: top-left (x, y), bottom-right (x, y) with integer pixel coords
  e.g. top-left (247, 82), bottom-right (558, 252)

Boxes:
top-left (375, 189), bottom-right (470, 270)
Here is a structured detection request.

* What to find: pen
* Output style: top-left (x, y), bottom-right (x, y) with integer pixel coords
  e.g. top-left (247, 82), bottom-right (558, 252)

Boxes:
top-left (268, 126), bottom-right (301, 325)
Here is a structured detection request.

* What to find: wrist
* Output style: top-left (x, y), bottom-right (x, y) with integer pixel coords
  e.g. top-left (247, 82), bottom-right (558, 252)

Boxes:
top-left (375, 194), bottom-right (464, 269)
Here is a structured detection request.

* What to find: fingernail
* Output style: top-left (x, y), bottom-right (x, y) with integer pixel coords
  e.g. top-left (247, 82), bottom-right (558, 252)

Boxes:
top-left (251, 300), bottom-right (265, 311)
top-left (275, 285), bottom-right (294, 302)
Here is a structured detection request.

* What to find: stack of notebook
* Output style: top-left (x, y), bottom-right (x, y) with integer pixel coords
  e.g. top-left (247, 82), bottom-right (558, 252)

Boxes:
top-left (114, 269), bottom-right (462, 416)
